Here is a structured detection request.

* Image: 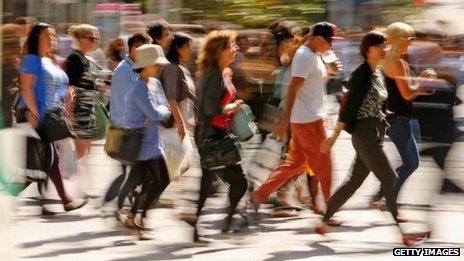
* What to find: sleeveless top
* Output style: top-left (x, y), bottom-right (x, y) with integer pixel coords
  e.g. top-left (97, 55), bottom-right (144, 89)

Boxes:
top-left (385, 75), bottom-right (413, 118)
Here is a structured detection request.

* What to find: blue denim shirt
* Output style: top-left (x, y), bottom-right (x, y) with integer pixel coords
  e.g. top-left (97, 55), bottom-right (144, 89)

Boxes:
top-left (124, 77), bottom-right (171, 160)
top-left (110, 55), bottom-right (138, 126)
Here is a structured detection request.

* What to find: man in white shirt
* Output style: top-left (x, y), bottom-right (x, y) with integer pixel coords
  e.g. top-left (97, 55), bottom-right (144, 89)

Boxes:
top-left (251, 22), bottom-right (340, 210)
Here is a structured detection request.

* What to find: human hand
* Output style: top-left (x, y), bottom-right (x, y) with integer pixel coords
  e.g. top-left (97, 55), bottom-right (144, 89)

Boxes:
top-left (26, 111), bottom-right (39, 128)
top-left (419, 68), bottom-right (437, 79)
top-left (326, 60), bottom-right (343, 76)
top-left (274, 120), bottom-right (289, 141)
top-left (320, 136), bottom-right (337, 153)
top-left (223, 99), bottom-right (244, 114)
top-left (177, 124), bottom-right (186, 140)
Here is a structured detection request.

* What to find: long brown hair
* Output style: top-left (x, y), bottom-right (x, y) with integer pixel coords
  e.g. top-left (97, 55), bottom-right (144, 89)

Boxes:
top-left (196, 30), bottom-right (237, 79)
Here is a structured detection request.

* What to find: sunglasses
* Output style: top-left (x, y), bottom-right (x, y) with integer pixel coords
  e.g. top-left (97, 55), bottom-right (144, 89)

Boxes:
top-left (405, 36), bottom-right (416, 42)
top-left (85, 36), bottom-right (100, 42)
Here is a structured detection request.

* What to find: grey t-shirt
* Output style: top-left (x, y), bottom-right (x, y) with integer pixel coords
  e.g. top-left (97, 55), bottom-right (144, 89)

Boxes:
top-left (161, 63), bottom-right (196, 130)
top-left (161, 63), bottom-right (195, 102)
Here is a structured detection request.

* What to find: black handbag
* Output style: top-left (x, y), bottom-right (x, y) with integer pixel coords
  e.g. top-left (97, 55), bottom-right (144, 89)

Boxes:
top-left (104, 123), bottom-right (145, 166)
top-left (198, 133), bottom-right (241, 170)
top-left (25, 136), bottom-right (52, 181)
top-left (42, 108), bottom-right (75, 142)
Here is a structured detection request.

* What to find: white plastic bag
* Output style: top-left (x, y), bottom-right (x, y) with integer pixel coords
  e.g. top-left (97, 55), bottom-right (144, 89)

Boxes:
top-left (0, 123), bottom-right (49, 184)
top-left (246, 134), bottom-right (285, 186)
top-left (159, 126), bottom-right (193, 181)
top-left (55, 138), bottom-right (76, 178)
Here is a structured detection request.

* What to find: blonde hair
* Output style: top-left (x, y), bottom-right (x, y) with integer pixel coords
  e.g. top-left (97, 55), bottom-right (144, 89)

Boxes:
top-left (67, 24), bottom-right (98, 39)
top-left (196, 30), bottom-right (237, 78)
top-left (385, 22), bottom-right (415, 45)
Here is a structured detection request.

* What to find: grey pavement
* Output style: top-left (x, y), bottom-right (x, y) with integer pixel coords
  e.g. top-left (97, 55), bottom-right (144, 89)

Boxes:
top-left (2, 93), bottom-right (464, 261)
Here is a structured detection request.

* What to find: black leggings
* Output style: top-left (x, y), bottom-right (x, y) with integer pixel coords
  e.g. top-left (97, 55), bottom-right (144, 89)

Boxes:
top-left (196, 164), bottom-right (248, 223)
top-left (118, 158), bottom-right (170, 218)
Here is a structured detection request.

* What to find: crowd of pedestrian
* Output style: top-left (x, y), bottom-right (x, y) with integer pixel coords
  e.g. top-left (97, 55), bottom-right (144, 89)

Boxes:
top-left (1, 15), bottom-right (463, 247)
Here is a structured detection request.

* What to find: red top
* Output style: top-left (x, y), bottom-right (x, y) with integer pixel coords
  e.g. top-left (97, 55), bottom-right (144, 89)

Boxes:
top-left (211, 69), bottom-right (236, 130)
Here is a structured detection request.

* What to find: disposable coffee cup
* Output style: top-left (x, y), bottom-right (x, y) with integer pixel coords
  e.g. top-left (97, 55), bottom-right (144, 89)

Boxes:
top-left (322, 51), bottom-right (341, 75)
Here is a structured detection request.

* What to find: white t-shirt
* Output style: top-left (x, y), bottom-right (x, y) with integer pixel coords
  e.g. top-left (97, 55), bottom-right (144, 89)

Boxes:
top-left (290, 46), bottom-right (327, 123)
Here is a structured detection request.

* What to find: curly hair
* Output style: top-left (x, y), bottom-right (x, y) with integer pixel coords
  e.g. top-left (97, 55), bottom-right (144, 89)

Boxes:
top-left (105, 38), bottom-right (125, 61)
top-left (196, 30), bottom-right (237, 78)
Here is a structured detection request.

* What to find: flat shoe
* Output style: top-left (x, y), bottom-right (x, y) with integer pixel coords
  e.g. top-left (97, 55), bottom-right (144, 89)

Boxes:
top-left (64, 199), bottom-right (89, 212)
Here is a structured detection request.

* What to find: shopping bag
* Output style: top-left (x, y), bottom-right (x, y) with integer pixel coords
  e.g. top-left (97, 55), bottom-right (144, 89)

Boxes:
top-left (159, 126), bottom-right (193, 181)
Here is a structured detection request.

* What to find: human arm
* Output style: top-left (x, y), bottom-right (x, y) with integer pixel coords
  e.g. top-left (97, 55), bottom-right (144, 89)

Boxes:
top-left (19, 72), bottom-right (39, 127)
top-left (169, 100), bottom-right (186, 139)
top-left (384, 58), bottom-right (433, 101)
top-left (273, 50), bottom-right (312, 140)
top-left (136, 81), bottom-right (171, 123)
top-left (19, 55), bottom-right (41, 127)
top-left (163, 65), bottom-right (187, 138)
top-left (274, 76), bottom-right (305, 140)
top-left (320, 121), bottom-right (345, 153)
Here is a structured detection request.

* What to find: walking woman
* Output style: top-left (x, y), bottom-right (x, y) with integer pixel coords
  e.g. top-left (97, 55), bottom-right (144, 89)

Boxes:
top-left (371, 22), bottom-right (434, 206)
top-left (316, 31), bottom-right (429, 246)
top-left (118, 44), bottom-right (171, 240)
top-left (194, 30), bottom-right (248, 242)
top-left (162, 32), bottom-right (196, 139)
top-left (161, 32), bottom-right (198, 222)
top-left (65, 24), bottom-right (102, 160)
top-left (65, 24), bottom-right (106, 197)
top-left (18, 22), bottom-right (87, 212)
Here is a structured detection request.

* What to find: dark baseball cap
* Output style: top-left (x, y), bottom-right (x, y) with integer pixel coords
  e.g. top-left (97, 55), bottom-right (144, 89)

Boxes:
top-left (310, 22), bottom-right (342, 44)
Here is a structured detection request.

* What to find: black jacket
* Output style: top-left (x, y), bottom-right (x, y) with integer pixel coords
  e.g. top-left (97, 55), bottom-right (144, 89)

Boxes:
top-left (338, 61), bottom-right (374, 133)
top-left (194, 68), bottom-right (227, 145)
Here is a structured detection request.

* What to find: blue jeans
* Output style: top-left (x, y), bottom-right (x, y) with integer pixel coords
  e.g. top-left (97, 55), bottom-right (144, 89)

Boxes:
top-left (375, 116), bottom-right (421, 199)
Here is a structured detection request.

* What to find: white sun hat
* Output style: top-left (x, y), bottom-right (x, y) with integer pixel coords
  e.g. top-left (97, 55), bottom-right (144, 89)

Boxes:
top-left (133, 44), bottom-right (169, 70)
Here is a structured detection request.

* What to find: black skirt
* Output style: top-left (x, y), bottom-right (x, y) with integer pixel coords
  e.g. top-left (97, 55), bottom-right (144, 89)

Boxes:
top-left (71, 87), bottom-right (96, 139)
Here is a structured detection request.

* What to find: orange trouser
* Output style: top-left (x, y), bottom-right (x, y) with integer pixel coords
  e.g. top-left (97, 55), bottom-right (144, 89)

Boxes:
top-left (287, 138), bottom-right (314, 176)
top-left (253, 119), bottom-right (332, 203)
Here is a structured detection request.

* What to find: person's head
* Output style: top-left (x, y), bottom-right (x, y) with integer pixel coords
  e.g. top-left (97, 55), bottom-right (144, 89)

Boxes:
top-left (197, 30), bottom-right (238, 77)
top-left (307, 21), bottom-right (339, 53)
top-left (360, 31), bottom-right (388, 63)
top-left (24, 22), bottom-right (56, 57)
top-left (106, 38), bottom-right (126, 61)
top-left (236, 34), bottom-right (251, 53)
top-left (147, 19), bottom-right (172, 50)
top-left (166, 32), bottom-right (193, 65)
top-left (14, 16), bottom-right (36, 37)
top-left (272, 25), bottom-right (295, 61)
top-left (268, 18), bottom-right (287, 32)
top-left (133, 44), bottom-right (170, 78)
top-left (1, 24), bottom-right (21, 64)
top-left (68, 24), bottom-right (100, 54)
top-left (127, 33), bottom-right (152, 61)
top-left (385, 22), bottom-right (415, 55)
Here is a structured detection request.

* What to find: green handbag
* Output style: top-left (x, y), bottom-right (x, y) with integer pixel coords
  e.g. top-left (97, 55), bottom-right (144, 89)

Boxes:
top-left (94, 102), bottom-right (109, 140)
